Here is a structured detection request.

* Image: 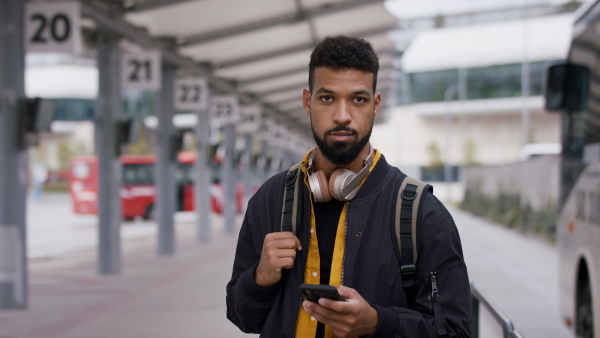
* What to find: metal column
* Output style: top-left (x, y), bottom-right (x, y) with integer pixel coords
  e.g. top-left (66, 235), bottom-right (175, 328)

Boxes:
top-left (259, 139), bottom-right (268, 185)
top-left (194, 105), bottom-right (211, 243)
top-left (242, 134), bottom-right (253, 213)
top-left (270, 145), bottom-right (282, 178)
top-left (95, 4), bottom-right (122, 275)
top-left (155, 40), bottom-right (177, 255)
top-left (0, 0), bottom-right (27, 309)
top-left (222, 123), bottom-right (236, 234)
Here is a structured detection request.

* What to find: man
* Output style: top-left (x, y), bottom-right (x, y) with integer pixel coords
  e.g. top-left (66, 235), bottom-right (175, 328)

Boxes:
top-left (226, 35), bottom-right (471, 337)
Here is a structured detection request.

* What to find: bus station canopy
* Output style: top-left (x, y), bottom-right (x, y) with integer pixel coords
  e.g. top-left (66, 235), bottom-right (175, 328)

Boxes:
top-left (87, 0), bottom-right (398, 130)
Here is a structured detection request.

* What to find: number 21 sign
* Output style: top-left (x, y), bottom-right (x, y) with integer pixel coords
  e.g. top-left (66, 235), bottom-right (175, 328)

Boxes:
top-left (121, 51), bottom-right (162, 91)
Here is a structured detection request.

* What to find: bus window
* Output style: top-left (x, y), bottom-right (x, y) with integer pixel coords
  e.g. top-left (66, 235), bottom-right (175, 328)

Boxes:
top-left (176, 163), bottom-right (194, 184)
top-left (123, 164), bottom-right (154, 186)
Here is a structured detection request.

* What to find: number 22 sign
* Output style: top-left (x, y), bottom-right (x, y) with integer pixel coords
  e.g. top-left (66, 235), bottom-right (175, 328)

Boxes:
top-left (174, 78), bottom-right (209, 110)
top-left (25, 1), bottom-right (81, 54)
top-left (121, 51), bottom-right (162, 91)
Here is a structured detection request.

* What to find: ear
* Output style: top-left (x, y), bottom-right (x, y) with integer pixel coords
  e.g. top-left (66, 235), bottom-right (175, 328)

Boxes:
top-left (303, 89), bottom-right (311, 117)
top-left (373, 91), bottom-right (381, 118)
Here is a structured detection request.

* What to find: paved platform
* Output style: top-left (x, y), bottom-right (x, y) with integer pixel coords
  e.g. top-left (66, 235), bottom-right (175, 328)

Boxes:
top-left (1, 204), bottom-right (574, 338)
top-left (0, 216), bottom-right (256, 338)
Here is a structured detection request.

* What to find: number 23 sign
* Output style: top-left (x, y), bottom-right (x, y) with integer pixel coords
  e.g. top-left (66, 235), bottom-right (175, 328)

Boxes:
top-left (25, 1), bottom-right (81, 54)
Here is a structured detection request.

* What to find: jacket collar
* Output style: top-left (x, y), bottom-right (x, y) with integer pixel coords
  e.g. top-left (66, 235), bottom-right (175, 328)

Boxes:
top-left (352, 153), bottom-right (392, 200)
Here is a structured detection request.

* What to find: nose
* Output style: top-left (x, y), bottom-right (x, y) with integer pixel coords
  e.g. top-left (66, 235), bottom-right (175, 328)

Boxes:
top-left (333, 101), bottom-right (351, 125)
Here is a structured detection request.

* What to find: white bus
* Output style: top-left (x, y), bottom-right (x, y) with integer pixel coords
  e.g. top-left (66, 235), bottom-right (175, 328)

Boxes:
top-left (544, 2), bottom-right (600, 337)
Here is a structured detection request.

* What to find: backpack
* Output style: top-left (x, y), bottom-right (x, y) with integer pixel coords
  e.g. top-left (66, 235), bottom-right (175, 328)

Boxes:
top-left (279, 163), bottom-right (432, 295)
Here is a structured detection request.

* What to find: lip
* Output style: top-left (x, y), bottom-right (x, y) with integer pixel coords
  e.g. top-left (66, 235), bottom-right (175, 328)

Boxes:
top-left (328, 131), bottom-right (354, 142)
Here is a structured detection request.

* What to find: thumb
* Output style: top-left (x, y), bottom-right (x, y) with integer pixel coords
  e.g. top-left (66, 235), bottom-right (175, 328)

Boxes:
top-left (337, 285), bottom-right (355, 299)
top-left (294, 235), bottom-right (302, 251)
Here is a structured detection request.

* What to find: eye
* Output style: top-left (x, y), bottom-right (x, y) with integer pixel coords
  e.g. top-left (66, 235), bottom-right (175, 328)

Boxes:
top-left (353, 97), bottom-right (368, 104)
top-left (319, 95), bottom-right (334, 103)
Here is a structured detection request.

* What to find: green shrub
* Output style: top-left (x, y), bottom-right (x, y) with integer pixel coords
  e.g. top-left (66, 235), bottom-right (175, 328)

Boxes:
top-left (460, 184), bottom-right (557, 241)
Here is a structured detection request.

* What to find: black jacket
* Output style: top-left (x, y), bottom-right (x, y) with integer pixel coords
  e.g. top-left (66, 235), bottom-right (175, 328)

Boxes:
top-left (226, 155), bottom-right (471, 337)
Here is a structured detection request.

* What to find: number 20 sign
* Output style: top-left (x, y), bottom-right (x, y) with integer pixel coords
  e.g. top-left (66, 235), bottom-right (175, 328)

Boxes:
top-left (121, 51), bottom-right (162, 91)
top-left (25, 1), bottom-right (81, 54)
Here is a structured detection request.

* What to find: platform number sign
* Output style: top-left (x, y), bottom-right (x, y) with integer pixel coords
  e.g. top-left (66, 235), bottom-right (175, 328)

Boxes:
top-left (174, 78), bottom-right (209, 110)
top-left (210, 96), bottom-right (239, 125)
top-left (238, 105), bottom-right (261, 134)
top-left (121, 51), bottom-right (162, 91)
top-left (25, 1), bottom-right (81, 54)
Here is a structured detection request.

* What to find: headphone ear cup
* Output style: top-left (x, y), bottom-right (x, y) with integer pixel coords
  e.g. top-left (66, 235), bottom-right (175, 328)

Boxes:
top-left (329, 169), bottom-right (357, 201)
top-left (315, 170), bottom-right (332, 202)
top-left (328, 169), bottom-right (343, 201)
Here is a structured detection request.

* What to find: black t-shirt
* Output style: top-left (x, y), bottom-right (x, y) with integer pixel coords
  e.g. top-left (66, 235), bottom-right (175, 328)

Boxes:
top-left (313, 198), bottom-right (345, 337)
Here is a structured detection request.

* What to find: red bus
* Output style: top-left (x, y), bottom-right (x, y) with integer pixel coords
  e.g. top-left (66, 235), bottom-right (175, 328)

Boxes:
top-left (69, 152), bottom-right (243, 220)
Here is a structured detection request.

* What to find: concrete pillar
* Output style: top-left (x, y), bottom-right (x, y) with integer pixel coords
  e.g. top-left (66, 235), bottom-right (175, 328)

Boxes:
top-left (0, 0), bottom-right (27, 309)
top-left (194, 102), bottom-right (211, 243)
top-left (95, 3), bottom-right (122, 275)
top-left (242, 134), bottom-right (253, 213)
top-left (155, 38), bottom-right (177, 255)
top-left (222, 124), bottom-right (236, 234)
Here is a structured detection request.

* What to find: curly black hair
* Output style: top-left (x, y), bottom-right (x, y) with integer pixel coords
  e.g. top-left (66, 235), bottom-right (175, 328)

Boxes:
top-left (308, 35), bottom-right (379, 92)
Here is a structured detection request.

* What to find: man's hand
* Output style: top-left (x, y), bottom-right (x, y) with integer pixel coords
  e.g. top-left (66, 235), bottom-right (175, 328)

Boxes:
top-left (255, 232), bottom-right (302, 288)
top-left (302, 285), bottom-right (379, 338)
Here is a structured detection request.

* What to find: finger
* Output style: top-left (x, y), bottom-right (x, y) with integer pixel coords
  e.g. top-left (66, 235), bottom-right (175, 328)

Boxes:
top-left (337, 285), bottom-right (356, 298)
top-left (267, 232), bottom-right (302, 251)
top-left (305, 299), bottom-right (341, 322)
top-left (265, 237), bottom-right (301, 251)
top-left (276, 248), bottom-right (297, 260)
top-left (279, 257), bottom-right (296, 269)
top-left (267, 254), bottom-right (296, 270)
top-left (292, 234), bottom-right (302, 251)
top-left (318, 296), bottom-right (348, 313)
top-left (304, 301), bottom-right (348, 333)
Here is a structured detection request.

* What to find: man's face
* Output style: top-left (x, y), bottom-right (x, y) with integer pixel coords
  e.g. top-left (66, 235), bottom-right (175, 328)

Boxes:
top-left (303, 67), bottom-right (380, 165)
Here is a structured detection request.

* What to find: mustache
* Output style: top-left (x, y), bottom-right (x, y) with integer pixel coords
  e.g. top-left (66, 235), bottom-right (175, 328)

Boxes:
top-left (326, 125), bottom-right (357, 135)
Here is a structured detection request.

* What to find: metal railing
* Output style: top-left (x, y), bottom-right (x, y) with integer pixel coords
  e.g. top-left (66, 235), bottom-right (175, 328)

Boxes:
top-left (471, 283), bottom-right (525, 338)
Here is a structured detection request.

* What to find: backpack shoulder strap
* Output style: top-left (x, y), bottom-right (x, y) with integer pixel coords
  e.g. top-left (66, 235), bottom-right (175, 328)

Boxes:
top-left (281, 162), bottom-right (303, 234)
top-left (394, 175), bottom-right (432, 289)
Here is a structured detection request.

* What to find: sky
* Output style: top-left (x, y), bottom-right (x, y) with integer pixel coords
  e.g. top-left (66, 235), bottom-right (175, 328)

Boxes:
top-left (384, 0), bottom-right (591, 19)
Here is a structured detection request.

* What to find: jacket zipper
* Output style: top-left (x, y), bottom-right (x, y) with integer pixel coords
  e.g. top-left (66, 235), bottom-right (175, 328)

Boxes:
top-left (430, 270), bottom-right (448, 335)
top-left (342, 201), bottom-right (350, 285)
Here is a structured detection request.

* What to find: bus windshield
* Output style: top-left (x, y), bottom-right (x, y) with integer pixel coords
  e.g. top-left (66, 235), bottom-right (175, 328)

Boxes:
top-left (123, 164), bottom-right (154, 186)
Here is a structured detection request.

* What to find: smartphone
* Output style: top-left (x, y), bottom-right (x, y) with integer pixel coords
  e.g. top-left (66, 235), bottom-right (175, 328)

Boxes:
top-left (300, 284), bottom-right (345, 302)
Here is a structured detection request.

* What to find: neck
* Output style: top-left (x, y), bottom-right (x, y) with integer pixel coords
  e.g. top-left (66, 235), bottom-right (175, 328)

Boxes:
top-left (314, 143), bottom-right (371, 178)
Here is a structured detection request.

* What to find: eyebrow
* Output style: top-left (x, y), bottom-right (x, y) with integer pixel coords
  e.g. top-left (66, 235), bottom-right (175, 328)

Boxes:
top-left (315, 87), bottom-right (334, 94)
top-left (353, 90), bottom-right (371, 96)
top-left (315, 87), bottom-right (372, 96)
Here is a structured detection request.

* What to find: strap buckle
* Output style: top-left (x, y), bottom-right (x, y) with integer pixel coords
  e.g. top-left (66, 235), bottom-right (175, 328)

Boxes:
top-left (401, 264), bottom-right (416, 288)
top-left (401, 264), bottom-right (415, 277)
top-left (401, 188), bottom-right (417, 201)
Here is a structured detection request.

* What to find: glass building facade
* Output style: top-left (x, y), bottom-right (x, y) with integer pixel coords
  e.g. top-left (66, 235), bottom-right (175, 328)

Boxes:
top-left (399, 60), bottom-right (555, 104)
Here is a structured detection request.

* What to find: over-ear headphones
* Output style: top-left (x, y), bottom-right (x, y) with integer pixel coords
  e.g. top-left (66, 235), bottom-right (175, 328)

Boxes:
top-left (307, 145), bottom-right (374, 202)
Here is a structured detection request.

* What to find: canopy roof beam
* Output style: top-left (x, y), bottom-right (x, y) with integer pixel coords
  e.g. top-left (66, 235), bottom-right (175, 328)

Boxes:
top-left (215, 24), bottom-right (396, 69)
top-left (125, 0), bottom-right (198, 12)
top-left (179, 0), bottom-right (384, 47)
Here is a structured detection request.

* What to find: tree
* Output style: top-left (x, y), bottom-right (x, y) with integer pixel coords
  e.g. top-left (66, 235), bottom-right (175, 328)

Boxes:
top-left (128, 123), bottom-right (152, 155)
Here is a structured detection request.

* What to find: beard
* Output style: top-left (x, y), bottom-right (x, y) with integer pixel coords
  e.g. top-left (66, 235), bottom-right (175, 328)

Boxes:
top-left (311, 122), bottom-right (373, 165)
